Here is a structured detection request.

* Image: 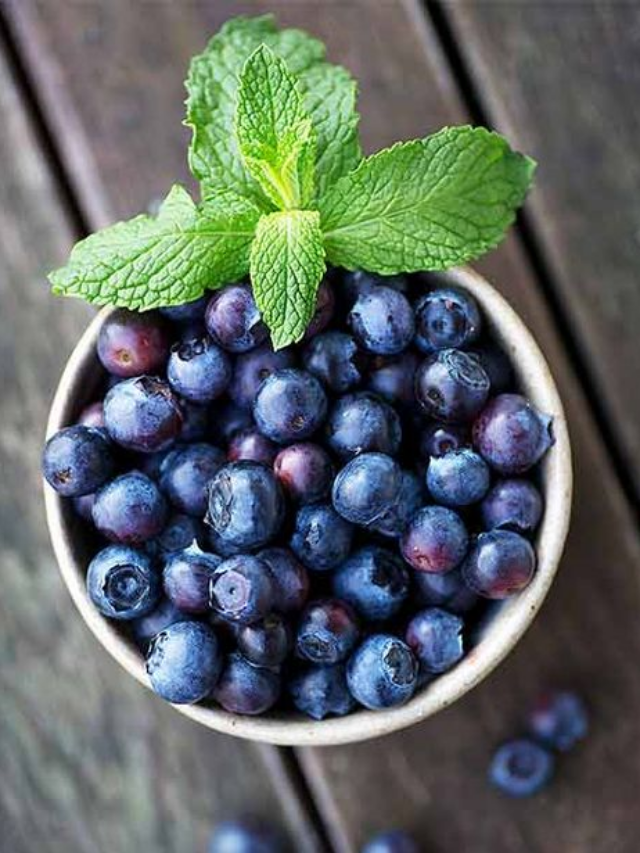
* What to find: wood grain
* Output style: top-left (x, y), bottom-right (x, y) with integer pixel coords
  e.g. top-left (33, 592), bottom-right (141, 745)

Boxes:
top-left (6, 1), bottom-right (640, 850)
top-left (0, 31), bottom-right (320, 853)
top-left (443, 0), bottom-right (640, 498)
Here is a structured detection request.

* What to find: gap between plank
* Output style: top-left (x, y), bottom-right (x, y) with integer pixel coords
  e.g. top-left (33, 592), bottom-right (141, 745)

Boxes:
top-left (0, 6), bottom-right (335, 851)
top-left (0, 6), bottom-right (89, 239)
top-left (425, 0), bottom-right (640, 526)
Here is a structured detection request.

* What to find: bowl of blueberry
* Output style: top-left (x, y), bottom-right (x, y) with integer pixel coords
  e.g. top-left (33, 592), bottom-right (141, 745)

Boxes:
top-left (41, 17), bottom-right (571, 745)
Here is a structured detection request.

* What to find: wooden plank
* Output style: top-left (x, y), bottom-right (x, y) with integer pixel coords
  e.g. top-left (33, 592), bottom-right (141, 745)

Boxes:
top-left (443, 0), bottom-right (640, 498)
top-left (8, 1), bottom-right (640, 850)
top-left (0, 27), bottom-right (321, 853)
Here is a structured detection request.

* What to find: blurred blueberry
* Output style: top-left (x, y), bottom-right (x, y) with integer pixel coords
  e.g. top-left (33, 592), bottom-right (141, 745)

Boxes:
top-left (489, 738), bottom-right (555, 797)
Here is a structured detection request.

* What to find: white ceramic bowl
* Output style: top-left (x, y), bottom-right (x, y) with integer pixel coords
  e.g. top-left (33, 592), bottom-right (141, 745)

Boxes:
top-left (44, 267), bottom-right (572, 746)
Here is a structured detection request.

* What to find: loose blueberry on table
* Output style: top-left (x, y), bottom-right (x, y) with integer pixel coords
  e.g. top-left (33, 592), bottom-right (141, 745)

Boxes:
top-left (42, 16), bottom-right (549, 721)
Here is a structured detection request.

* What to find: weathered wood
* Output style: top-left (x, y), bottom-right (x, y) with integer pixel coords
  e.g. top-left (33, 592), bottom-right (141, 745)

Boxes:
top-left (444, 0), bottom-right (640, 498)
top-left (0, 31), bottom-right (321, 853)
top-left (6, 1), bottom-right (640, 850)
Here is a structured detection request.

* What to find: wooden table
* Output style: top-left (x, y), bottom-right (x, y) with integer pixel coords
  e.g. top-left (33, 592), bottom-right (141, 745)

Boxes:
top-left (1, 2), bottom-right (638, 850)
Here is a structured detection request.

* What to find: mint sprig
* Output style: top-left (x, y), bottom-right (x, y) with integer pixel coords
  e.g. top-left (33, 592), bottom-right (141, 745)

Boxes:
top-left (48, 17), bottom-right (536, 350)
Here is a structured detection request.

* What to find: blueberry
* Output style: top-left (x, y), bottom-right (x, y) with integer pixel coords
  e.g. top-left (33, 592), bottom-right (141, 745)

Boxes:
top-left (347, 634), bottom-right (418, 709)
top-left (73, 493), bottom-right (96, 522)
top-left (104, 376), bottom-right (183, 452)
top-left (527, 690), bottom-right (588, 752)
top-left (333, 546), bottom-right (409, 621)
top-left (228, 428), bottom-right (278, 466)
top-left (290, 504), bottom-right (354, 571)
top-left (93, 472), bottom-right (168, 544)
top-left (160, 443), bottom-right (225, 517)
top-left (229, 343), bottom-right (296, 409)
top-left (178, 402), bottom-right (211, 442)
top-left (371, 471), bottom-right (423, 538)
top-left (167, 335), bottom-right (231, 403)
top-left (254, 369), bottom-right (327, 444)
top-left (303, 331), bottom-right (364, 393)
top-left (481, 479), bottom-right (543, 534)
top-left (343, 270), bottom-right (411, 305)
top-left (131, 597), bottom-right (190, 649)
top-left (159, 294), bottom-right (209, 324)
top-left (205, 283), bottom-right (268, 353)
top-left (43, 425), bottom-right (115, 497)
top-left (146, 621), bottom-right (222, 704)
top-left (332, 453), bottom-right (403, 528)
top-left (349, 286), bottom-right (415, 355)
top-left (87, 544), bottom-right (160, 620)
top-left (209, 818), bottom-right (284, 853)
top-left (400, 506), bottom-right (469, 574)
top-left (296, 599), bottom-right (359, 664)
top-left (238, 613), bottom-right (291, 667)
top-left (326, 392), bottom-right (402, 459)
top-left (426, 448), bottom-right (490, 507)
top-left (163, 545), bottom-right (222, 614)
top-left (413, 567), bottom-right (478, 615)
top-left (210, 554), bottom-right (275, 623)
top-left (473, 393), bottom-right (554, 474)
top-left (213, 652), bottom-right (280, 715)
top-left (367, 351), bottom-right (419, 407)
top-left (415, 349), bottom-right (490, 423)
top-left (303, 278), bottom-right (336, 340)
top-left (77, 401), bottom-right (105, 429)
top-left (489, 738), bottom-right (555, 797)
top-left (473, 341), bottom-right (513, 393)
top-left (258, 547), bottom-right (309, 613)
top-left (362, 830), bottom-right (420, 853)
top-left (414, 286), bottom-right (481, 353)
top-left (97, 308), bottom-right (170, 377)
top-left (289, 664), bottom-right (356, 720)
top-left (420, 422), bottom-right (469, 459)
top-left (146, 512), bottom-right (206, 558)
top-left (206, 462), bottom-right (285, 551)
top-left (405, 607), bottom-right (464, 673)
top-left (273, 442), bottom-right (334, 504)
top-left (462, 530), bottom-right (536, 598)
top-left (213, 400), bottom-right (254, 444)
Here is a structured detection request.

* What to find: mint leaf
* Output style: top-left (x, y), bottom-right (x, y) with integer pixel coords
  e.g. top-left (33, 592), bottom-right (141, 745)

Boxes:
top-left (236, 45), bottom-right (316, 210)
top-left (250, 210), bottom-right (326, 349)
top-left (49, 186), bottom-right (260, 310)
top-left (320, 126), bottom-right (536, 273)
top-left (298, 64), bottom-right (360, 200)
top-left (185, 15), bottom-right (360, 205)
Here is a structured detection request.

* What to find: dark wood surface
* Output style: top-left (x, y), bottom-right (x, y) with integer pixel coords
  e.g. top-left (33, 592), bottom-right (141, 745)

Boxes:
top-left (445, 0), bottom-right (640, 499)
top-left (2, 1), bottom-right (639, 851)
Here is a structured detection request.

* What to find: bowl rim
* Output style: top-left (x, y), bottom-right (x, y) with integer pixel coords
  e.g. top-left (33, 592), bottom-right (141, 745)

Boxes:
top-left (44, 266), bottom-right (572, 746)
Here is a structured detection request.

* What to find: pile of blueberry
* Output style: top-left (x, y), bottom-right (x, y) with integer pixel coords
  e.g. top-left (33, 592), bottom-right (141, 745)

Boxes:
top-left (42, 270), bottom-right (553, 718)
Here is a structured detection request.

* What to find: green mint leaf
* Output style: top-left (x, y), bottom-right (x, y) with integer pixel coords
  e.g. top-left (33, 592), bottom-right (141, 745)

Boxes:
top-left (297, 64), bottom-right (360, 200)
top-left (250, 209), bottom-right (326, 349)
top-left (236, 45), bottom-right (315, 210)
top-left (185, 15), bottom-right (360, 205)
top-left (320, 126), bottom-right (536, 273)
top-left (48, 185), bottom-right (260, 310)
